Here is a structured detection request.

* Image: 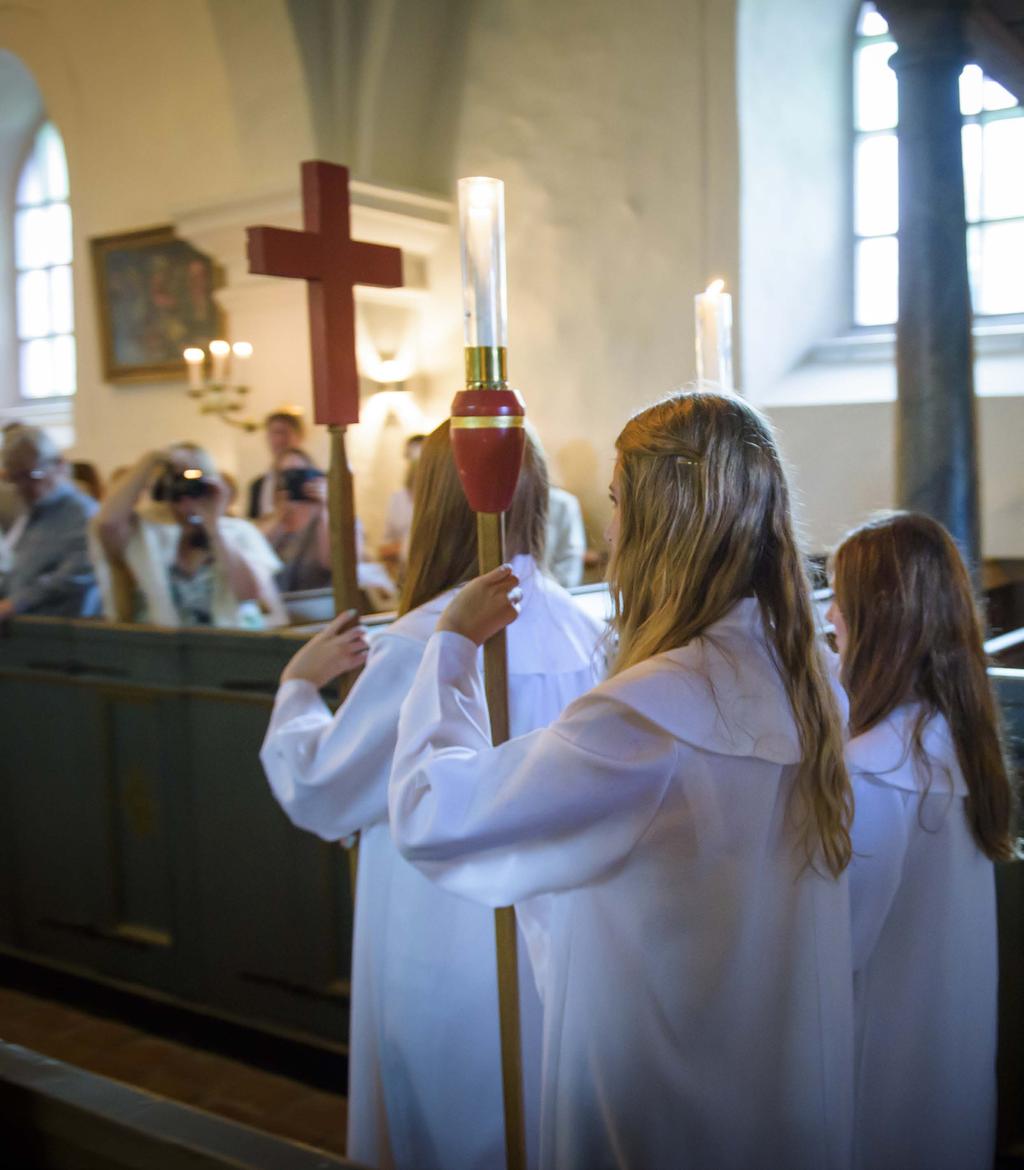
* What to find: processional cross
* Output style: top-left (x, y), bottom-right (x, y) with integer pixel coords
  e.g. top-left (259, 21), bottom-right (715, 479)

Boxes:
top-left (247, 161), bottom-right (403, 612)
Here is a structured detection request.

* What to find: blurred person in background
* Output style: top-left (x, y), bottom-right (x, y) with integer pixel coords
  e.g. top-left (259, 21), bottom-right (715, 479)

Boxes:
top-left (0, 426), bottom-right (100, 621)
top-left (92, 443), bottom-right (284, 628)
top-left (248, 408), bottom-right (307, 520)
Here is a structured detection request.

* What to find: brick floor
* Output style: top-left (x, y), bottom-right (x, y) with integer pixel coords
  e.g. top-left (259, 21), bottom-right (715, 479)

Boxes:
top-left (0, 985), bottom-right (347, 1157)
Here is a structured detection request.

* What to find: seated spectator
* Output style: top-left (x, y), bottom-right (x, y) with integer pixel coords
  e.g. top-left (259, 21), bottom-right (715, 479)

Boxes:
top-left (261, 449), bottom-right (398, 611)
top-left (248, 408), bottom-right (306, 519)
top-left (91, 444), bottom-right (285, 628)
top-left (259, 449), bottom-right (331, 593)
top-left (0, 426), bottom-right (100, 620)
top-left (545, 485), bottom-right (587, 588)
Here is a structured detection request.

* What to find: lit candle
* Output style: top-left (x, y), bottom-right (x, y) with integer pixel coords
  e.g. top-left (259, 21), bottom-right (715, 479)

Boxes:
top-left (209, 339), bottom-right (231, 384)
top-left (694, 279), bottom-right (734, 390)
top-left (232, 340), bottom-right (253, 362)
top-left (458, 177), bottom-right (508, 351)
top-left (183, 347), bottom-right (205, 390)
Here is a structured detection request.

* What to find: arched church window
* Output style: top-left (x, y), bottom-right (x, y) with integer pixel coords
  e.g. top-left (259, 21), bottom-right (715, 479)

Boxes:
top-left (853, 1), bottom-right (1024, 326)
top-left (14, 121), bottom-right (76, 398)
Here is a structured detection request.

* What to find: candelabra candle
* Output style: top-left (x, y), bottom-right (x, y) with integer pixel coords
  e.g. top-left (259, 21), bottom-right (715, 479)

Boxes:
top-left (209, 339), bottom-right (231, 384)
top-left (694, 279), bottom-right (734, 390)
top-left (181, 342), bottom-right (259, 432)
top-left (184, 347), bottom-right (205, 392)
top-left (459, 176), bottom-right (508, 387)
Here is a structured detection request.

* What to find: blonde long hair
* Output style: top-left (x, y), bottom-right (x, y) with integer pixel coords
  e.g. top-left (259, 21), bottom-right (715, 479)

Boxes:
top-left (609, 391), bottom-right (852, 876)
top-left (398, 420), bottom-right (549, 615)
top-left (833, 512), bottom-right (1016, 861)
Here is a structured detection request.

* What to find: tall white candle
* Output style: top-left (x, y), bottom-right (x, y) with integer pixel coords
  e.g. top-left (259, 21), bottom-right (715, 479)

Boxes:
top-left (209, 339), bottom-right (231, 384)
top-left (694, 279), bottom-right (734, 390)
top-left (458, 177), bottom-right (508, 349)
top-left (183, 347), bottom-right (205, 390)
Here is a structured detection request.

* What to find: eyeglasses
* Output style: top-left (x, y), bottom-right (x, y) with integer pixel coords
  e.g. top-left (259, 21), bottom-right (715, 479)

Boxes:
top-left (1, 462), bottom-right (54, 485)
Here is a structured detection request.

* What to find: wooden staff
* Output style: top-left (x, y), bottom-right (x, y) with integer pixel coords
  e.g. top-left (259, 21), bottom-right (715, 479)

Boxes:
top-left (477, 511), bottom-right (526, 1170)
top-left (327, 423), bottom-right (362, 896)
top-left (327, 424), bottom-right (360, 616)
top-left (451, 382), bottom-right (528, 1170)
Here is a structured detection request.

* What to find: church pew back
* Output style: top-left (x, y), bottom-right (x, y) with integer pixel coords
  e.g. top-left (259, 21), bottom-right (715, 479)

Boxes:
top-left (0, 1040), bottom-right (364, 1169)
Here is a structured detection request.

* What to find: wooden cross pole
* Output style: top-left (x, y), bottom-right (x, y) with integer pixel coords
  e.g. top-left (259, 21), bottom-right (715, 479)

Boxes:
top-left (246, 160), bottom-right (403, 615)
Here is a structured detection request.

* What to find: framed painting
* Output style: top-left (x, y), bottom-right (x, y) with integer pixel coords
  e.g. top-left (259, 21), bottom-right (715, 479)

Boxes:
top-left (90, 225), bottom-right (224, 382)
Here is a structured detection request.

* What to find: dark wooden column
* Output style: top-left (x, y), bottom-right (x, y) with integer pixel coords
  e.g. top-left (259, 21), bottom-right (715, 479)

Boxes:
top-left (880, 0), bottom-right (980, 566)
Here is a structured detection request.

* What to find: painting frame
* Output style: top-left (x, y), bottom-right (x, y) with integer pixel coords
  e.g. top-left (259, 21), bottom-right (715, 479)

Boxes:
top-left (90, 225), bottom-right (225, 383)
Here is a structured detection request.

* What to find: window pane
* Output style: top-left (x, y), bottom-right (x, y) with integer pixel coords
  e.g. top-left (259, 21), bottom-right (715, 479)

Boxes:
top-left (50, 265), bottom-right (74, 334)
top-left (857, 4), bottom-right (889, 37)
top-left (16, 270), bottom-right (51, 339)
top-left (962, 123), bottom-right (982, 222)
top-left (981, 117), bottom-right (1024, 220)
top-left (855, 133), bottom-right (898, 236)
top-left (51, 335), bottom-right (76, 396)
top-left (983, 77), bottom-right (1018, 111)
top-left (855, 42), bottom-right (898, 132)
top-left (44, 202), bottom-right (73, 265)
top-left (959, 64), bottom-right (984, 116)
top-left (40, 123), bottom-right (69, 201)
top-left (967, 225), bottom-right (982, 309)
top-left (15, 207), bottom-right (50, 269)
top-left (976, 221), bottom-right (1024, 314)
top-left (855, 236), bottom-right (898, 325)
top-left (16, 154), bottom-right (45, 207)
top-left (20, 339), bottom-right (54, 399)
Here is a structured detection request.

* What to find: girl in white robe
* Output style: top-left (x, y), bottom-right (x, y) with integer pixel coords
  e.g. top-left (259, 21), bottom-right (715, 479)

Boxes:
top-left (389, 391), bottom-right (856, 1170)
top-left (828, 512), bottom-right (1015, 1170)
top-left (259, 422), bottom-right (604, 1170)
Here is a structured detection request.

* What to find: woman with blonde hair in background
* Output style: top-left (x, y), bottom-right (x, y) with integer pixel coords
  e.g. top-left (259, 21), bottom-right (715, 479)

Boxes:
top-left (260, 420), bottom-right (604, 1170)
top-left (829, 512), bottom-right (1015, 1170)
top-left (389, 390), bottom-right (854, 1170)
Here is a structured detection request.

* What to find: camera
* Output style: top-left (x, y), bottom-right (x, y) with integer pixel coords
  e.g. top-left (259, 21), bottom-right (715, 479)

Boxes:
top-left (280, 467), bottom-right (325, 502)
top-left (152, 469), bottom-right (214, 503)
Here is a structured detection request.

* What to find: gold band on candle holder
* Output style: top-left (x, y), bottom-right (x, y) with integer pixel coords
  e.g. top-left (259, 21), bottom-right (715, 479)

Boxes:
top-left (465, 346), bottom-right (508, 388)
top-left (450, 415), bottom-right (525, 429)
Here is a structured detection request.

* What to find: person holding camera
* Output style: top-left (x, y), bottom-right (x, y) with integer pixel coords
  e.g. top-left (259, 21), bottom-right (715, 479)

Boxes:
top-left (258, 448), bottom-right (333, 594)
top-left (91, 443), bottom-right (285, 628)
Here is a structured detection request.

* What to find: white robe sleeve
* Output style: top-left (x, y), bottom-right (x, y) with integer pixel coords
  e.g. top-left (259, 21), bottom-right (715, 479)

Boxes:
top-left (389, 630), bottom-right (677, 905)
top-left (260, 632), bottom-right (424, 841)
top-left (848, 772), bottom-right (911, 972)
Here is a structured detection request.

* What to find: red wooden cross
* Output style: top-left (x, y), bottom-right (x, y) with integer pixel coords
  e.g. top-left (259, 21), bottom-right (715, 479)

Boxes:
top-left (247, 161), bottom-right (403, 426)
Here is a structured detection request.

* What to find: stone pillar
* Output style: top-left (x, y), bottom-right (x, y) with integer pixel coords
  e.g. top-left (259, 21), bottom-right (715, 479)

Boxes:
top-left (880, 1), bottom-right (980, 566)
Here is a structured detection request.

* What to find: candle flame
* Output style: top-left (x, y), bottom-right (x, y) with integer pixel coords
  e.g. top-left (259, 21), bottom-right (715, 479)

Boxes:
top-left (183, 347), bottom-right (205, 363)
top-left (705, 279), bottom-right (726, 297)
top-left (209, 339), bottom-right (231, 357)
top-left (463, 176), bottom-right (503, 213)
top-left (232, 341), bottom-right (253, 358)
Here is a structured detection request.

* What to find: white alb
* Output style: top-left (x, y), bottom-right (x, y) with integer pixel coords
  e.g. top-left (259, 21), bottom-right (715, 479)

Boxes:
top-left (847, 705), bottom-right (997, 1170)
top-left (260, 555), bottom-right (604, 1170)
top-left (390, 597), bottom-right (854, 1170)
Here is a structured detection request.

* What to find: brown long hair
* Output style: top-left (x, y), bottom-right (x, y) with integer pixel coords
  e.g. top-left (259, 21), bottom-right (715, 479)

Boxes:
top-left (832, 511), bottom-right (1016, 861)
top-left (398, 420), bottom-right (549, 615)
top-left (609, 390), bottom-right (852, 876)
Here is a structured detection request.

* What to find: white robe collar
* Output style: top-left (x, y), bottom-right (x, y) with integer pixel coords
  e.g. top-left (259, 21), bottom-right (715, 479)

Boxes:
top-left (595, 597), bottom-right (803, 765)
top-left (390, 555), bottom-right (605, 675)
top-left (846, 704), bottom-right (966, 796)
